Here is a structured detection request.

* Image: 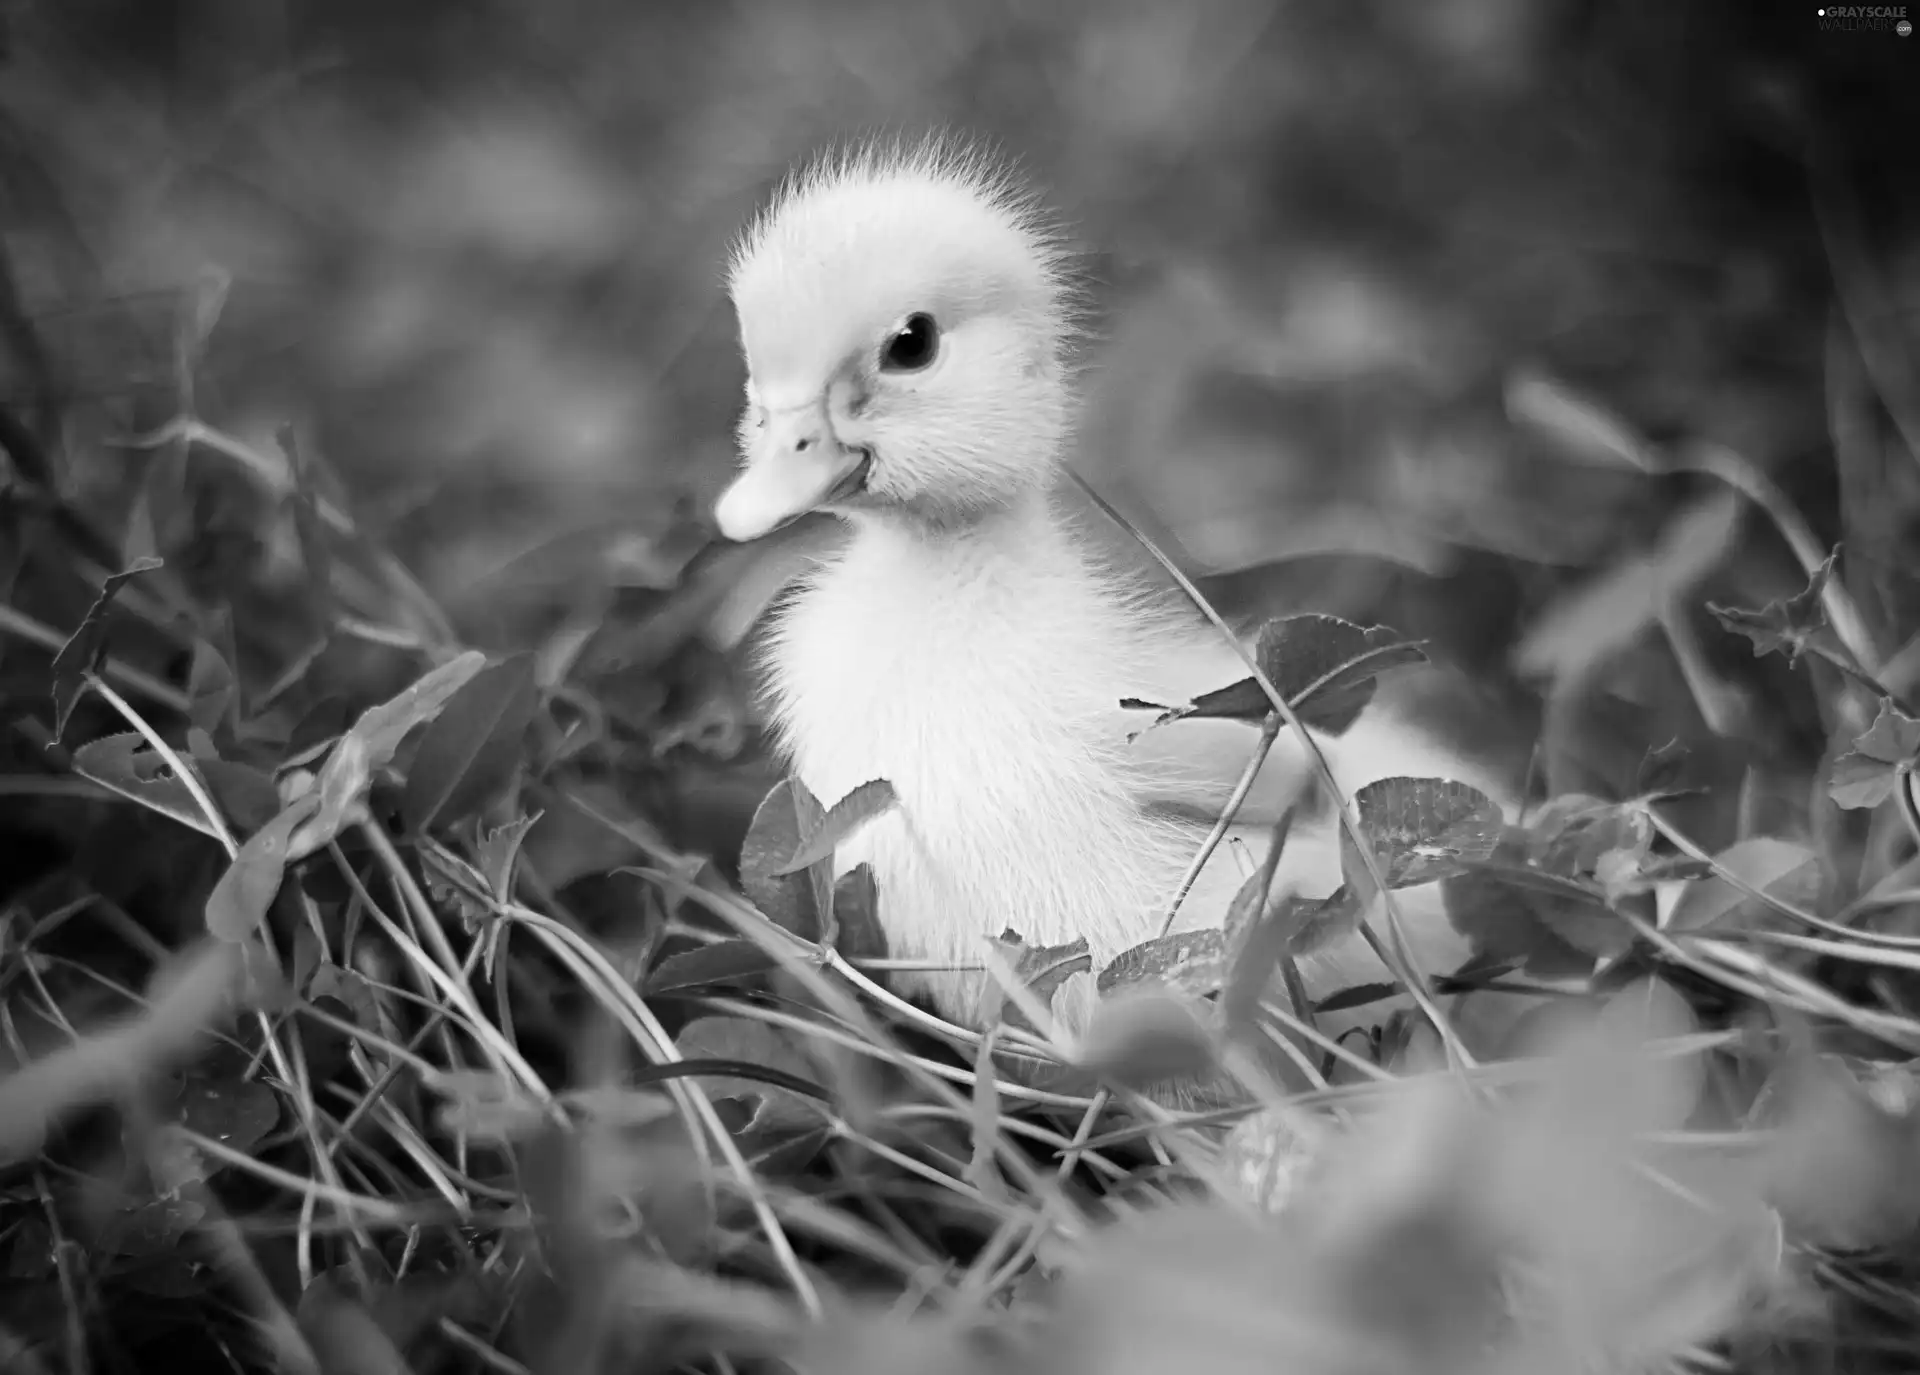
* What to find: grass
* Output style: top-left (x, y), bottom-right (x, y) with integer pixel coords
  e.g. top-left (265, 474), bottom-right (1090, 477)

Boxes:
top-left (6, 314), bottom-right (1920, 1375)
top-left (5, 2), bottom-right (1920, 1372)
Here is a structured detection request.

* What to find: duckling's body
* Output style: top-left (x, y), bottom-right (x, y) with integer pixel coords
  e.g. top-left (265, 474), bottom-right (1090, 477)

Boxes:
top-left (716, 141), bottom-right (1510, 1026)
top-left (770, 492), bottom-right (1193, 1011)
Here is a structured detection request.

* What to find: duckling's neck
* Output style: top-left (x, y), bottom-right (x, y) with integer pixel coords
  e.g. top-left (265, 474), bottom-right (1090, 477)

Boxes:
top-left (842, 489), bottom-right (1065, 571)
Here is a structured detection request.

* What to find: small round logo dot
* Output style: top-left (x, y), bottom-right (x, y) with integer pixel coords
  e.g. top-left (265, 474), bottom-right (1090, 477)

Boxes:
top-left (1899, 17), bottom-right (1913, 34)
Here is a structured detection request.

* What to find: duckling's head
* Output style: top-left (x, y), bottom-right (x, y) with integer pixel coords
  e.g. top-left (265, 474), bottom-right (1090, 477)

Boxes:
top-left (714, 140), bottom-right (1077, 541)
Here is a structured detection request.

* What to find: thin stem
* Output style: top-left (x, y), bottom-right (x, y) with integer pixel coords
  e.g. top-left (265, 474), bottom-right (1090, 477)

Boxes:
top-left (1160, 713), bottom-right (1281, 935)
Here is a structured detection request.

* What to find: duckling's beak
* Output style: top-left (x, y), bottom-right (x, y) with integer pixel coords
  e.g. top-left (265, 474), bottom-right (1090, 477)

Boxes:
top-left (714, 404), bottom-right (870, 542)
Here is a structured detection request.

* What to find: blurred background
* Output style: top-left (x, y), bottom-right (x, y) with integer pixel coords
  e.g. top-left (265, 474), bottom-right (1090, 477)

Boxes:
top-left (5, 6), bottom-right (1920, 1368)
top-left (4, 0), bottom-right (1919, 865)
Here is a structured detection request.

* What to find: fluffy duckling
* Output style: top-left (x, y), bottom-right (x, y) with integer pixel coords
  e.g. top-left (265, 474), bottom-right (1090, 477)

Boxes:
top-left (714, 141), bottom-right (1511, 1028)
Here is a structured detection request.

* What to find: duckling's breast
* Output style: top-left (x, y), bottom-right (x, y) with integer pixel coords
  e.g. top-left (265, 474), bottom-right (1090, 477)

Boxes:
top-left (761, 519), bottom-right (1194, 1018)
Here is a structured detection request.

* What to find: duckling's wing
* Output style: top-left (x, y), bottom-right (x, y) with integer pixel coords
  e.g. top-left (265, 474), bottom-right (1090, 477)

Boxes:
top-left (1112, 626), bottom-right (1315, 825)
top-left (1116, 625), bottom-right (1515, 830)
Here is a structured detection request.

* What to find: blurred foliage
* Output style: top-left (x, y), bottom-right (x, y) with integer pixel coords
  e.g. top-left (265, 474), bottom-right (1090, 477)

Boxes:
top-left (2, 0), bottom-right (1920, 1372)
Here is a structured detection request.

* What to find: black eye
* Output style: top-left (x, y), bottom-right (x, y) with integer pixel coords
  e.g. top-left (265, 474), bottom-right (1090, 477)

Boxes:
top-left (880, 313), bottom-right (940, 373)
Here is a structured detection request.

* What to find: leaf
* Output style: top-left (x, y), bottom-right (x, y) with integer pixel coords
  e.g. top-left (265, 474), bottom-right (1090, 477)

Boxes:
top-left (521, 780), bottom-right (657, 890)
top-left (644, 940), bottom-right (780, 995)
top-left (1538, 899), bottom-right (1639, 965)
top-left (104, 1199), bottom-right (207, 1258)
top-left (1844, 698), bottom-right (1920, 763)
top-left (1831, 756), bottom-right (1908, 813)
top-left (1517, 493), bottom-right (1742, 684)
top-left (291, 926), bottom-right (324, 996)
top-left (279, 425), bottom-right (335, 635)
top-left (1150, 616), bottom-right (1428, 736)
top-left (4, 1215), bottom-right (52, 1280)
top-left (1593, 846), bottom-right (1648, 906)
top-left (1074, 991), bottom-right (1216, 1088)
top-left (673, 1016), bottom-right (823, 1131)
top-left (433, 1069), bottom-right (546, 1142)
top-left (1594, 978), bottom-right (1703, 1130)
top-left (1666, 837), bottom-right (1825, 935)
top-left (1446, 862), bottom-right (1625, 970)
top-left (288, 651), bottom-right (487, 860)
top-left (310, 966), bottom-right (381, 1039)
top-left (831, 864), bottom-right (888, 961)
top-left (987, 931), bottom-right (1092, 1032)
top-left (565, 1085), bottom-right (678, 1132)
top-left (1284, 887), bottom-right (1367, 958)
top-left (478, 813), bottom-right (539, 899)
top-left (1708, 547), bottom-right (1840, 665)
top-left (998, 931), bottom-right (1093, 1002)
top-left (399, 653), bottom-right (539, 835)
top-left (300, 994), bottom-right (359, 1086)
top-left (0, 942), bottom-right (244, 1165)
top-left (187, 635), bottom-right (238, 740)
top-left (1221, 895), bottom-right (1309, 1037)
top-left (1255, 619), bottom-right (1429, 736)
top-left (164, 1075), bottom-right (279, 1159)
top-left (1313, 981), bottom-right (1402, 1015)
top-left (70, 732), bottom-right (224, 840)
top-left (1530, 794), bottom-right (1652, 878)
top-left (178, 262), bottom-right (232, 362)
top-left (1340, 777), bottom-right (1504, 895)
top-left (1831, 699), bottom-right (1920, 810)
top-left (1505, 368), bottom-right (1657, 473)
top-left (338, 650), bottom-right (488, 764)
top-left (299, 1272), bottom-right (412, 1375)
top-left (1219, 1109), bottom-right (1330, 1215)
top-left (1635, 739), bottom-right (1692, 798)
top-left (197, 758), bottom-right (284, 836)
top-left (50, 555), bottom-right (164, 737)
top-left (1221, 860), bottom-right (1275, 952)
top-left (237, 939), bottom-right (290, 1012)
top-left (1758, 1055), bottom-right (1920, 1252)
top-left (1097, 929), bottom-right (1226, 997)
top-left (206, 792), bottom-right (320, 941)
top-left (770, 779), bottom-right (897, 875)
top-left (740, 777), bottom-right (832, 940)
top-left (287, 693), bottom-right (351, 758)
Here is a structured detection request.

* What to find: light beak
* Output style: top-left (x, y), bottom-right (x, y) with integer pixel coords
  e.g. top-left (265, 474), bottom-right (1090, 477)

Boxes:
top-left (713, 402), bottom-right (870, 542)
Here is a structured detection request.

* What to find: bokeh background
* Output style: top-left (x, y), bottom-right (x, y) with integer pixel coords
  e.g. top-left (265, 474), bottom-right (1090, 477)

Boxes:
top-left (5, 5), bottom-right (1920, 1371)
top-left (5, 0), bottom-right (1919, 869)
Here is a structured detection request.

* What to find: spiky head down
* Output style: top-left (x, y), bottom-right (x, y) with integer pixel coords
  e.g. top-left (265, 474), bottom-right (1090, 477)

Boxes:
top-left (717, 138), bottom-right (1081, 535)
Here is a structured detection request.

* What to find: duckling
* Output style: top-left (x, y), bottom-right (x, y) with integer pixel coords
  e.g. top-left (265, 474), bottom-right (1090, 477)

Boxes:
top-left (714, 140), bottom-right (1513, 1029)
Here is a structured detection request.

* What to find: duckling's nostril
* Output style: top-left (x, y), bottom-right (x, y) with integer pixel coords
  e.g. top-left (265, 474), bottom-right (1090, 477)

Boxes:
top-left (795, 434), bottom-right (813, 452)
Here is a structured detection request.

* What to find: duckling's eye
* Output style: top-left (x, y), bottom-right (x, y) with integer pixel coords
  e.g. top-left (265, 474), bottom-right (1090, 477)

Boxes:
top-left (880, 314), bottom-right (940, 373)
